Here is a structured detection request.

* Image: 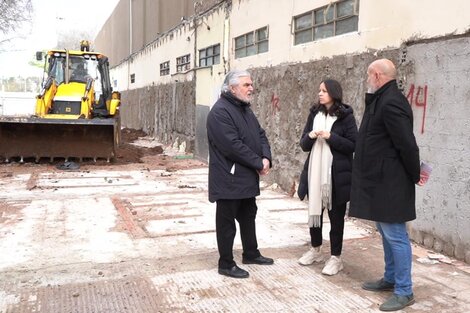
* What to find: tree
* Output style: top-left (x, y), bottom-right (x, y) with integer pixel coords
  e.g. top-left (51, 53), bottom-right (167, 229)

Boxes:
top-left (0, 0), bottom-right (32, 34)
top-left (0, 0), bottom-right (33, 47)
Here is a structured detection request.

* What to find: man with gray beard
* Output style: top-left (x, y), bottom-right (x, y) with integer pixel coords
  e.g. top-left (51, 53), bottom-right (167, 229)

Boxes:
top-left (349, 59), bottom-right (420, 311)
top-left (206, 70), bottom-right (274, 279)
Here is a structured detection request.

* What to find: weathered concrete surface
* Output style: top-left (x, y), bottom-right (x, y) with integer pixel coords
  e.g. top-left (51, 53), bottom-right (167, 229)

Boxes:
top-left (1, 145), bottom-right (470, 312)
top-left (121, 81), bottom-right (196, 150)
top-left (400, 35), bottom-right (470, 263)
top-left (194, 0), bottom-right (225, 14)
top-left (249, 50), bottom-right (398, 193)
top-left (249, 36), bottom-right (470, 263)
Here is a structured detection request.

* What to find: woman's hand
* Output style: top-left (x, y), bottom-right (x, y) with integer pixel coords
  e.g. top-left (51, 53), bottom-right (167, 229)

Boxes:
top-left (316, 130), bottom-right (331, 140)
top-left (308, 130), bottom-right (317, 139)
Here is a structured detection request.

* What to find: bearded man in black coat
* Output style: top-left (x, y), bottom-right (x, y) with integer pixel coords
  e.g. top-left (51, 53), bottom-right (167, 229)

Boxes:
top-left (206, 70), bottom-right (274, 279)
top-left (349, 59), bottom-right (420, 311)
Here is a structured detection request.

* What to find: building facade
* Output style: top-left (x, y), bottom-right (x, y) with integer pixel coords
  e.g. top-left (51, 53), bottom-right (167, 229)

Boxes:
top-left (94, 0), bottom-right (470, 262)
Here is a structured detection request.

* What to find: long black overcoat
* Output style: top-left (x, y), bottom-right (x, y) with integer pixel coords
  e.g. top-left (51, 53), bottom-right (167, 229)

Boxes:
top-left (349, 80), bottom-right (420, 223)
top-left (297, 104), bottom-right (357, 207)
top-left (206, 92), bottom-right (272, 203)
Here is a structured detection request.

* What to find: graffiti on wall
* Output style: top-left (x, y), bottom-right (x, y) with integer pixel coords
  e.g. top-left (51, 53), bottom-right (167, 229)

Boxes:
top-left (406, 84), bottom-right (428, 134)
top-left (271, 93), bottom-right (280, 115)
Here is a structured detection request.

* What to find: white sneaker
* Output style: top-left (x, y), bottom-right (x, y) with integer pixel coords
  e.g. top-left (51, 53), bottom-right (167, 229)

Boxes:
top-left (298, 247), bottom-right (324, 265)
top-left (322, 256), bottom-right (344, 276)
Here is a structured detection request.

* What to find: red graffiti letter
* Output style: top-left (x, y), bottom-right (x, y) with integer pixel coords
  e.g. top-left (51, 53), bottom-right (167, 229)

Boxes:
top-left (406, 84), bottom-right (427, 134)
top-left (271, 93), bottom-right (280, 115)
top-left (406, 84), bottom-right (415, 106)
top-left (414, 85), bottom-right (427, 134)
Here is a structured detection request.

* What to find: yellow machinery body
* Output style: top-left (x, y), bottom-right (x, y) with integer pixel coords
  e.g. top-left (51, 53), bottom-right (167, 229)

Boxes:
top-left (0, 43), bottom-right (121, 162)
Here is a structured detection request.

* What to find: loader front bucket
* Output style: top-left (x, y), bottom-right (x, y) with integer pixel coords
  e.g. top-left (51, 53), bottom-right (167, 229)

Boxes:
top-left (0, 116), bottom-right (120, 162)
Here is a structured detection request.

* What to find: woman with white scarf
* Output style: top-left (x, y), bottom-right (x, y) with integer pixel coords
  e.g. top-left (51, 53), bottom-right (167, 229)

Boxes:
top-left (297, 79), bottom-right (358, 276)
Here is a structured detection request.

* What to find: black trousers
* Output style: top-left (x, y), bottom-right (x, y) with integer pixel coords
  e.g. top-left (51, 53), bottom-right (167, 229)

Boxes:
top-left (216, 198), bottom-right (261, 269)
top-left (309, 202), bottom-right (347, 256)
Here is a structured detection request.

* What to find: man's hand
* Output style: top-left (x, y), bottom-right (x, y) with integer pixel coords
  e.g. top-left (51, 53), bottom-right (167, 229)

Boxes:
top-left (417, 172), bottom-right (429, 186)
top-left (258, 158), bottom-right (271, 176)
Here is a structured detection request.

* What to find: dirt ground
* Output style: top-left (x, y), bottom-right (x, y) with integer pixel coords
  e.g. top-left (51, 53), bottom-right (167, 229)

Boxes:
top-left (0, 128), bottom-right (206, 176)
top-left (1, 129), bottom-right (470, 312)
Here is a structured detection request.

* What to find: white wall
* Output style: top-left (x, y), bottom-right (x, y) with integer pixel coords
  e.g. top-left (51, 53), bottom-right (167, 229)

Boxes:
top-left (195, 7), bottom-right (229, 108)
top-left (112, 0), bottom-right (470, 91)
top-left (110, 62), bottom-right (129, 92)
top-left (0, 92), bottom-right (36, 116)
top-left (405, 37), bottom-right (470, 258)
top-left (230, 0), bottom-right (470, 69)
top-left (110, 23), bottom-right (195, 91)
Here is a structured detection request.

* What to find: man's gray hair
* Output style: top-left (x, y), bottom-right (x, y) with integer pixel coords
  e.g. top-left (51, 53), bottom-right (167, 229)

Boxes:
top-left (221, 70), bottom-right (251, 93)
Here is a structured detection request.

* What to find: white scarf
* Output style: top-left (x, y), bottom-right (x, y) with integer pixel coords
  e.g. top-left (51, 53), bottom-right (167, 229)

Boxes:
top-left (307, 112), bottom-right (337, 227)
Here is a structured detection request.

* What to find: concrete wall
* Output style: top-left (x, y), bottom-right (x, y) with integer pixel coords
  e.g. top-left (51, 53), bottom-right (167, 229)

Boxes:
top-left (121, 81), bottom-right (195, 148)
top-left (94, 0), bottom-right (130, 68)
top-left (143, 0), bottom-right (193, 46)
top-left (107, 4), bottom-right (198, 147)
top-left (249, 35), bottom-right (470, 263)
top-left (248, 49), bottom-right (397, 196)
top-left (193, 5), bottom-right (230, 161)
top-left (401, 35), bottom-right (470, 262)
top-left (110, 21), bottom-right (195, 92)
top-left (195, 5), bottom-right (228, 108)
top-left (94, 0), bottom-right (194, 67)
top-left (194, 0), bottom-right (225, 14)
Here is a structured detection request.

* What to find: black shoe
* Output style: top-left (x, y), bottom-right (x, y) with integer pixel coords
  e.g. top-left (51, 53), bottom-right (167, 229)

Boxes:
top-left (218, 265), bottom-right (249, 278)
top-left (362, 278), bottom-right (395, 292)
top-left (379, 294), bottom-right (415, 311)
top-left (242, 255), bottom-right (274, 265)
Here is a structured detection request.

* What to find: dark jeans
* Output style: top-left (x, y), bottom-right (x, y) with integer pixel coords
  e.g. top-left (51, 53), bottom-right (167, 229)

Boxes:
top-left (216, 198), bottom-right (261, 269)
top-left (309, 202), bottom-right (347, 256)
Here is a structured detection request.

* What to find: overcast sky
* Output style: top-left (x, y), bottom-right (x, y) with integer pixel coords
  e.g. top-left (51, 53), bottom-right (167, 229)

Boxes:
top-left (0, 0), bottom-right (119, 78)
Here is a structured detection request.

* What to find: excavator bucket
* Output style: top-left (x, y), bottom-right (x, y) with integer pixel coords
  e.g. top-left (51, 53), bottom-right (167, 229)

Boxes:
top-left (0, 116), bottom-right (120, 162)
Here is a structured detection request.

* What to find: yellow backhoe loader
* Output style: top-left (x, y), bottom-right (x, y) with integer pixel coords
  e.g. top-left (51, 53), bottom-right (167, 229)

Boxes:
top-left (0, 41), bottom-right (121, 162)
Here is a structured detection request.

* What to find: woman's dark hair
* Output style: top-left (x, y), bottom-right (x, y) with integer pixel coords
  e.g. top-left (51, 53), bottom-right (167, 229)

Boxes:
top-left (317, 79), bottom-right (344, 116)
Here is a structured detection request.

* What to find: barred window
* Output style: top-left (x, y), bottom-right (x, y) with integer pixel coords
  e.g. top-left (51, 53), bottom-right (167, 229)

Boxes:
top-left (235, 26), bottom-right (269, 59)
top-left (176, 54), bottom-right (191, 72)
top-left (160, 61), bottom-right (170, 76)
top-left (294, 0), bottom-right (359, 45)
top-left (199, 44), bottom-right (220, 67)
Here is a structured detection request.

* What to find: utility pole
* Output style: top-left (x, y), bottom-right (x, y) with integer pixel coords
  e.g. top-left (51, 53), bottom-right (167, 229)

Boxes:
top-left (129, 0), bottom-right (133, 55)
top-left (128, 0), bottom-right (133, 90)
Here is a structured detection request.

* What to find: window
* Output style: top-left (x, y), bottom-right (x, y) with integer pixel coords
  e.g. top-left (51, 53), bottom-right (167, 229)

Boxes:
top-left (176, 54), bottom-right (191, 72)
top-left (160, 61), bottom-right (170, 76)
top-left (130, 73), bottom-right (135, 84)
top-left (234, 26), bottom-right (269, 59)
top-left (294, 0), bottom-right (359, 45)
top-left (199, 44), bottom-right (220, 67)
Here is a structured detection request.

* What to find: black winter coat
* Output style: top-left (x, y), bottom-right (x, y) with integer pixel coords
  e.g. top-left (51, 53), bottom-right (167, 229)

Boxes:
top-left (349, 80), bottom-right (420, 223)
top-left (206, 92), bottom-right (272, 203)
top-left (297, 104), bottom-right (358, 207)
